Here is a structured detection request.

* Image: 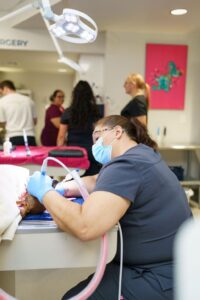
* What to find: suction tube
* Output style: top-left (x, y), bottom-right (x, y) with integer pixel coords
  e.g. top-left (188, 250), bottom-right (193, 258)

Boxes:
top-left (40, 157), bottom-right (109, 299)
top-left (70, 169), bottom-right (89, 201)
top-left (70, 234), bottom-right (108, 300)
top-left (41, 157), bottom-right (88, 200)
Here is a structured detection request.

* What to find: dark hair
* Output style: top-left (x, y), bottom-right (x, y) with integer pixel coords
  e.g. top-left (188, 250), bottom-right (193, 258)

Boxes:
top-left (69, 80), bottom-right (100, 128)
top-left (49, 89), bottom-right (64, 102)
top-left (0, 80), bottom-right (16, 91)
top-left (96, 115), bottom-right (158, 151)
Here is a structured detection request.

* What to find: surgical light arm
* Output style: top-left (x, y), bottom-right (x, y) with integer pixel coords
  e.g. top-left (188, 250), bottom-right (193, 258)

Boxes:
top-left (40, 11), bottom-right (83, 73)
top-left (0, 0), bottom-right (98, 72)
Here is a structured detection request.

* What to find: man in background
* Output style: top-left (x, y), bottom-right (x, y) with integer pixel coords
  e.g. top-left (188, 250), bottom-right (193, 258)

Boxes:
top-left (0, 80), bottom-right (37, 145)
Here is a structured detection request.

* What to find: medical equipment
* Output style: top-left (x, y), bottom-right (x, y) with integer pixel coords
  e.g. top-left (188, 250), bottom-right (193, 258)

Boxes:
top-left (23, 129), bottom-right (31, 157)
top-left (0, 0), bottom-right (98, 72)
top-left (40, 11), bottom-right (83, 73)
top-left (40, 156), bottom-right (123, 300)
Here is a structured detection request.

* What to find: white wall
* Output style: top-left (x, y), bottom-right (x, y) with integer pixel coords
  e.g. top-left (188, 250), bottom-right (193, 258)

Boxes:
top-left (104, 31), bottom-right (200, 144)
top-left (77, 54), bottom-right (105, 98)
top-left (0, 28), bottom-right (105, 54)
top-left (1, 28), bottom-right (200, 151)
top-left (0, 71), bottom-right (74, 144)
top-left (187, 31), bottom-right (200, 143)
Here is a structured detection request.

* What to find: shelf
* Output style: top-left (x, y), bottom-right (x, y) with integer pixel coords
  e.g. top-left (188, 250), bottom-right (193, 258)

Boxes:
top-left (159, 145), bottom-right (200, 151)
top-left (180, 181), bottom-right (200, 186)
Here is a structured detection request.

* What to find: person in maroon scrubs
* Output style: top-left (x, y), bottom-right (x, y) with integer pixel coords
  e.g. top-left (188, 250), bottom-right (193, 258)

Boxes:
top-left (41, 90), bottom-right (65, 146)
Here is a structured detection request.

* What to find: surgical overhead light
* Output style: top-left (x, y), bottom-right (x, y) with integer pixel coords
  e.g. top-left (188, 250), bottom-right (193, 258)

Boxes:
top-left (41, 11), bottom-right (84, 73)
top-left (0, 0), bottom-right (98, 44)
top-left (49, 9), bottom-right (98, 44)
top-left (39, 1), bottom-right (98, 44)
top-left (0, 0), bottom-right (98, 72)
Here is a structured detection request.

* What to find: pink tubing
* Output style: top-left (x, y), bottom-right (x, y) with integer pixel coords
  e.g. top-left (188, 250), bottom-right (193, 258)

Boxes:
top-left (40, 158), bottom-right (110, 299)
top-left (66, 170), bottom-right (110, 298)
top-left (69, 233), bottom-right (108, 300)
top-left (68, 172), bottom-right (109, 299)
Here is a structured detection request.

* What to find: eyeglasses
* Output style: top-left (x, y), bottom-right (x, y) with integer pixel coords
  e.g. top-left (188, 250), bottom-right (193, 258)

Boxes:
top-left (92, 128), bottom-right (113, 137)
top-left (57, 95), bottom-right (65, 99)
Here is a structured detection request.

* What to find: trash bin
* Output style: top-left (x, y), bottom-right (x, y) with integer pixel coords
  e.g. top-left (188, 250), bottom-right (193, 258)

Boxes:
top-left (169, 166), bottom-right (184, 181)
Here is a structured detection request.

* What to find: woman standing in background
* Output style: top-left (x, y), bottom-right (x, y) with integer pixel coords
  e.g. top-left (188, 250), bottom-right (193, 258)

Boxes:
top-left (57, 80), bottom-right (102, 176)
top-left (41, 89), bottom-right (65, 146)
top-left (121, 73), bottom-right (150, 126)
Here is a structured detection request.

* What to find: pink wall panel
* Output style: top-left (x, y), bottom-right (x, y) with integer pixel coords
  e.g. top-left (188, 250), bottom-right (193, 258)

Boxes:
top-left (145, 44), bottom-right (188, 110)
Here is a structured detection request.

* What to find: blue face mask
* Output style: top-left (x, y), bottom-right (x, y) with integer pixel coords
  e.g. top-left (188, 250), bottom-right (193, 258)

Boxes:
top-left (92, 136), bottom-right (112, 165)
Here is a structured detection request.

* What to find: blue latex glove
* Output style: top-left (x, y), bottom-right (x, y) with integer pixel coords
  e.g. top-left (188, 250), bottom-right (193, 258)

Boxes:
top-left (27, 171), bottom-right (54, 203)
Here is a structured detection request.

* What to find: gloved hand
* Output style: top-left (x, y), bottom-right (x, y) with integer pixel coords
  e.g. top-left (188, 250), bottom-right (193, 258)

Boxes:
top-left (55, 182), bottom-right (68, 197)
top-left (27, 171), bottom-right (54, 203)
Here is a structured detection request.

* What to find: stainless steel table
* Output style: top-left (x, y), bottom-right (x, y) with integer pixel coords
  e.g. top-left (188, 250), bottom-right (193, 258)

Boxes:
top-left (159, 144), bottom-right (200, 206)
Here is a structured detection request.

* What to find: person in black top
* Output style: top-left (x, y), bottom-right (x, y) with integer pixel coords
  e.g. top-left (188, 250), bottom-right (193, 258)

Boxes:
top-left (57, 80), bottom-right (102, 175)
top-left (121, 73), bottom-right (150, 126)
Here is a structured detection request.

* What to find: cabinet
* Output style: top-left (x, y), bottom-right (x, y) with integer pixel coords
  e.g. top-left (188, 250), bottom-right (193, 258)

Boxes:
top-left (159, 145), bottom-right (200, 206)
top-left (0, 224), bottom-right (117, 300)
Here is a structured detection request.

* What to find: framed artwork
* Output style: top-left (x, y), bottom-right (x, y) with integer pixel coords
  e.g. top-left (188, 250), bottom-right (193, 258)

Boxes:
top-left (145, 43), bottom-right (188, 110)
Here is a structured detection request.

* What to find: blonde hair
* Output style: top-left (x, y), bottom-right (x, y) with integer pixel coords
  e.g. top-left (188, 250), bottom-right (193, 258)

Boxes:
top-left (127, 73), bottom-right (150, 109)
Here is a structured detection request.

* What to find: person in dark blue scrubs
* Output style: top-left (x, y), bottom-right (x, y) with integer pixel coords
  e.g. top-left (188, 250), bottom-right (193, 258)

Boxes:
top-left (27, 115), bottom-right (192, 300)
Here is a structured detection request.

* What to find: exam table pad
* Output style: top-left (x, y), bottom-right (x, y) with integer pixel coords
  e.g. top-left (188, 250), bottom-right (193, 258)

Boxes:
top-left (0, 146), bottom-right (90, 170)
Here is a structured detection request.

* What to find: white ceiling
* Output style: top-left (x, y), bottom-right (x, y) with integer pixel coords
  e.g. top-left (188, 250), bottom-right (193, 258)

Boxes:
top-left (0, 0), bottom-right (200, 73)
top-left (1, 0), bottom-right (200, 34)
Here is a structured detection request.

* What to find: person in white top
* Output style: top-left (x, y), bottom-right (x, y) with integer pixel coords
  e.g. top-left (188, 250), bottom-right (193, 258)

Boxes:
top-left (0, 80), bottom-right (37, 145)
